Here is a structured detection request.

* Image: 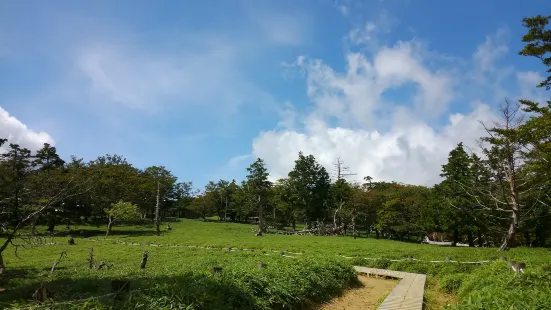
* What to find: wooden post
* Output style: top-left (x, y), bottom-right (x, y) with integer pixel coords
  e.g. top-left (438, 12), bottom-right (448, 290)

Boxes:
top-left (140, 251), bottom-right (148, 269)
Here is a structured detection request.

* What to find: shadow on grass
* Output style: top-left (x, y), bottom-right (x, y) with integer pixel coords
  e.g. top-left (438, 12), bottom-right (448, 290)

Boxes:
top-left (0, 271), bottom-right (359, 310)
top-left (0, 273), bottom-right (257, 310)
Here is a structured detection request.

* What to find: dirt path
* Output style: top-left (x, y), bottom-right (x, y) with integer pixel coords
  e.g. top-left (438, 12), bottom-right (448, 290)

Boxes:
top-left (318, 276), bottom-right (397, 310)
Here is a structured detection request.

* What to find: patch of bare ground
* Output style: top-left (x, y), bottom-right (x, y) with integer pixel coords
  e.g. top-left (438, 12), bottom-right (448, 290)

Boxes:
top-left (317, 275), bottom-right (397, 310)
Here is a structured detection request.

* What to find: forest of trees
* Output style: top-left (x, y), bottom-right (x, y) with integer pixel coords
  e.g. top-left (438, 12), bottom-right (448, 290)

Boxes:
top-left (0, 14), bottom-right (550, 272)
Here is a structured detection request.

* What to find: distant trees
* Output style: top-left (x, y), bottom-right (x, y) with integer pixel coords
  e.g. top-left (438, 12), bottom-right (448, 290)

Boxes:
top-left (0, 142), bottom-right (90, 273)
top-left (0, 14), bottom-right (549, 266)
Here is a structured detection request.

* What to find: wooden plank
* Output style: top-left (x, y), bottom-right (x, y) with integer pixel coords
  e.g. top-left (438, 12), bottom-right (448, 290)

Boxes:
top-left (353, 266), bottom-right (425, 310)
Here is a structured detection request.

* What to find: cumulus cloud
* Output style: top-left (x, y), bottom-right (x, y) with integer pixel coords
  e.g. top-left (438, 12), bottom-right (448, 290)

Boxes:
top-left (0, 106), bottom-right (54, 151)
top-left (296, 40), bottom-right (454, 129)
top-left (248, 15), bottom-right (508, 186)
top-left (253, 103), bottom-right (495, 186)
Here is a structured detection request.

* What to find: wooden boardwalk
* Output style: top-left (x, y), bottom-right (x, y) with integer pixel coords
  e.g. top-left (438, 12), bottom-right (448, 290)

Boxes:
top-left (353, 266), bottom-right (426, 310)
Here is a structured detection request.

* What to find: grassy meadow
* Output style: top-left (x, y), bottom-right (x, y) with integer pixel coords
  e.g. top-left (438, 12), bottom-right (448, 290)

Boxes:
top-left (1, 219), bottom-right (551, 309)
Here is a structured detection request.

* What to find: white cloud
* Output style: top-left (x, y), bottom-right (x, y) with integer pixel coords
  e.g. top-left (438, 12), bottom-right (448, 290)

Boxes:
top-left (474, 28), bottom-right (509, 72)
top-left (297, 40), bottom-right (454, 129)
top-left (0, 106), bottom-right (54, 151)
top-left (276, 101), bottom-right (298, 130)
top-left (516, 71), bottom-right (546, 102)
top-left (337, 5), bottom-right (349, 16)
top-left (349, 10), bottom-right (397, 47)
top-left (248, 16), bottom-right (511, 186)
top-left (253, 102), bottom-right (495, 186)
top-left (470, 28), bottom-right (513, 102)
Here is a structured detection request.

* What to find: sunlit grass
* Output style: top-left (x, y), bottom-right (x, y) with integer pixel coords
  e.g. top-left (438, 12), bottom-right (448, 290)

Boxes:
top-left (1, 219), bottom-right (550, 309)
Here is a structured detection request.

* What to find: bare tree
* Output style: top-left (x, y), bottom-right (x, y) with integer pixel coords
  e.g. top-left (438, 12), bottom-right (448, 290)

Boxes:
top-left (456, 100), bottom-right (542, 250)
top-left (332, 157), bottom-right (356, 181)
top-left (0, 174), bottom-right (92, 274)
top-left (480, 101), bottom-right (525, 250)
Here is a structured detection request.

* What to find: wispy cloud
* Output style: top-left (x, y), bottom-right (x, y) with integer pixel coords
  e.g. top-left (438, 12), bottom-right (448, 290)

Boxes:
top-left (76, 36), bottom-right (257, 113)
top-left (228, 154), bottom-right (253, 168)
top-left (242, 1), bottom-right (312, 46)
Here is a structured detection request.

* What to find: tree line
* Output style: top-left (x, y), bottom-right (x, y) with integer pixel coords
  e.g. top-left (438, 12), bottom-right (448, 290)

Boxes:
top-left (0, 14), bottom-right (550, 273)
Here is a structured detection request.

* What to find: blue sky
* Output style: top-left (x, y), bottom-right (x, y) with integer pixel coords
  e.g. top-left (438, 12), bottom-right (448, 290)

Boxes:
top-left (0, 0), bottom-right (548, 188)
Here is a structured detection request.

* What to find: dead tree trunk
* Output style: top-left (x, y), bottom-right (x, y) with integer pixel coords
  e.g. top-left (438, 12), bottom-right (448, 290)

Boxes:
top-left (501, 210), bottom-right (518, 251)
top-left (480, 100), bottom-right (524, 251)
top-left (333, 200), bottom-right (344, 230)
top-left (258, 202), bottom-right (264, 234)
top-left (500, 186), bottom-right (519, 250)
top-left (50, 252), bottom-right (68, 275)
top-left (155, 181), bottom-right (161, 236)
top-left (105, 217), bottom-right (114, 238)
top-left (89, 248), bottom-right (95, 269)
top-left (140, 251), bottom-right (148, 269)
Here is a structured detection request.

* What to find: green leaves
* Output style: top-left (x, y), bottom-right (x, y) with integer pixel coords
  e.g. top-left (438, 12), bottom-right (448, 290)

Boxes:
top-left (519, 15), bottom-right (551, 90)
top-left (106, 200), bottom-right (140, 222)
top-left (245, 159), bottom-right (271, 197)
top-left (287, 152), bottom-right (330, 223)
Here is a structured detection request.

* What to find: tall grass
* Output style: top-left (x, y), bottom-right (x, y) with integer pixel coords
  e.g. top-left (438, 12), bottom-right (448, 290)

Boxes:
top-left (1, 219), bottom-right (550, 309)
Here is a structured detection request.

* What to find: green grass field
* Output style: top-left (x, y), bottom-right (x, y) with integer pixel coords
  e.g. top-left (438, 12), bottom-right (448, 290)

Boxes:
top-left (1, 219), bottom-right (551, 309)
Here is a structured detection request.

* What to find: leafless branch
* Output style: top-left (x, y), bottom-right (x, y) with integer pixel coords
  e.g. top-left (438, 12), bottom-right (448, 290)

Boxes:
top-left (50, 251), bottom-right (68, 275)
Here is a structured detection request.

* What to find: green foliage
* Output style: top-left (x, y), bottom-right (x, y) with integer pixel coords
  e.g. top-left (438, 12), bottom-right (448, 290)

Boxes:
top-left (440, 273), bottom-right (467, 294)
top-left (376, 184), bottom-right (430, 239)
top-left (451, 263), bottom-right (551, 309)
top-left (519, 14), bottom-right (551, 90)
top-left (245, 158), bottom-right (271, 232)
top-left (105, 201), bottom-right (140, 222)
top-left (287, 152), bottom-right (330, 225)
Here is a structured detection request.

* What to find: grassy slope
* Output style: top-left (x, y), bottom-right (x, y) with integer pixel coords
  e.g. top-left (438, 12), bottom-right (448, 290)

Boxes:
top-left (1, 219), bottom-right (551, 309)
top-left (64, 219), bottom-right (551, 263)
